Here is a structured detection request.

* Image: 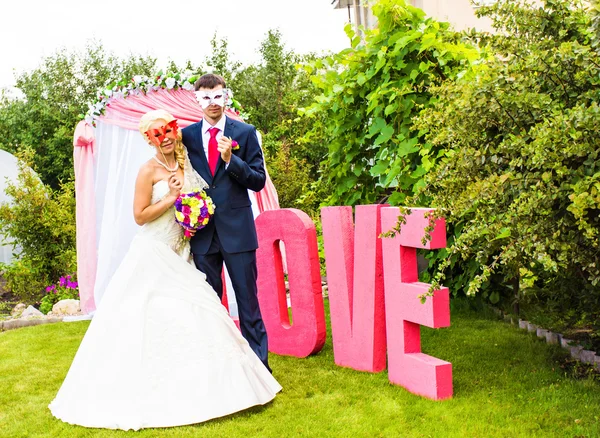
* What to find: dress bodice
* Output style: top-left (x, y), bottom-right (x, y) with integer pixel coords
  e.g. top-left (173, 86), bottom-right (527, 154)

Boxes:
top-left (137, 181), bottom-right (185, 252)
top-left (136, 151), bottom-right (209, 256)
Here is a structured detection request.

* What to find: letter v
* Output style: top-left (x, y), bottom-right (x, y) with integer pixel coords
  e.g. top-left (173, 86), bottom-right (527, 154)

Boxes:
top-left (321, 205), bottom-right (387, 372)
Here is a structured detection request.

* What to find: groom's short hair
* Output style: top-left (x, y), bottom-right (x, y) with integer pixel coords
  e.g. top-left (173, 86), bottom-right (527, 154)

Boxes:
top-left (194, 74), bottom-right (227, 91)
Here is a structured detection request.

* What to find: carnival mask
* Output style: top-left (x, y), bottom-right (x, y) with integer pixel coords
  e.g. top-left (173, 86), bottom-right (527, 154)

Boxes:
top-left (145, 119), bottom-right (179, 147)
top-left (194, 88), bottom-right (231, 109)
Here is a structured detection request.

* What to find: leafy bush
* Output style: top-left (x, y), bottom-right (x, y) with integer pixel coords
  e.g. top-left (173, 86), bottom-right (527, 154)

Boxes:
top-left (1, 259), bottom-right (48, 307)
top-left (413, 0), bottom-right (600, 317)
top-left (264, 143), bottom-right (313, 212)
top-left (302, 0), bottom-right (478, 206)
top-left (0, 148), bottom-right (77, 303)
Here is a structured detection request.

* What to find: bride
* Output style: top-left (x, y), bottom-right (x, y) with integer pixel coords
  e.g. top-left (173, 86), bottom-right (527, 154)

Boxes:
top-left (49, 109), bottom-right (281, 431)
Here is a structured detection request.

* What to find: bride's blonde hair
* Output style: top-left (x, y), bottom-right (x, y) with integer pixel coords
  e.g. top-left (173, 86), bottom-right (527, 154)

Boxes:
top-left (138, 109), bottom-right (185, 170)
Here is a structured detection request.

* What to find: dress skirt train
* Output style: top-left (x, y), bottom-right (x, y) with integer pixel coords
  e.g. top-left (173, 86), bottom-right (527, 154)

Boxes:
top-left (49, 235), bottom-right (281, 431)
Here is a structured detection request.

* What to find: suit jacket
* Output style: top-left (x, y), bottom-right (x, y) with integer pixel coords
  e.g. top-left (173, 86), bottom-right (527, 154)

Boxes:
top-left (182, 116), bottom-right (266, 255)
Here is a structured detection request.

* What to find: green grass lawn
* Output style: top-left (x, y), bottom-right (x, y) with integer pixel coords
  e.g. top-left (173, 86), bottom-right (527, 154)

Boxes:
top-left (1, 301), bottom-right (599, 437)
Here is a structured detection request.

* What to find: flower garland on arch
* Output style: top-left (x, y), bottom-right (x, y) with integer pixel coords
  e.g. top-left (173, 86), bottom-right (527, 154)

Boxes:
top-left (82, 70), bottom-right (243, 126)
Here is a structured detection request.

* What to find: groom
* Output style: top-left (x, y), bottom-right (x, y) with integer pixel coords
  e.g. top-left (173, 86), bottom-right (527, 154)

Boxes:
top-left (182, 74), bottom-right (271, 371)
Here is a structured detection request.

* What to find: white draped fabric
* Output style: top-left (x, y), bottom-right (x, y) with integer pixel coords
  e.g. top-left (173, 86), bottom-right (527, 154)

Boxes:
top-left (92, 122), bottom-right (153, 306)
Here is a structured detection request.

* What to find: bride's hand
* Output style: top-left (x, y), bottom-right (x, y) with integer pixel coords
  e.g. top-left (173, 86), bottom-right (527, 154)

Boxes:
top-left (167, 174), bottom-right (182, 199)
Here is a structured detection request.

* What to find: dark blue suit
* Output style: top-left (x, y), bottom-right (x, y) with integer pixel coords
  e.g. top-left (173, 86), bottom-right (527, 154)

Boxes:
top-left (182, 116), bottom-right (270, 370)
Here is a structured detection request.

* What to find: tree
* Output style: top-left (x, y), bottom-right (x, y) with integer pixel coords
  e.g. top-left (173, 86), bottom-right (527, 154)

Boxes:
top-left (204, 33), bottom-right (242, 89)
top-left (235, 30), bottom-right (298, 135)
top-left (0, 42), bottom-right (156, 188)
top-left (233, 30), bottom-right (328, 213)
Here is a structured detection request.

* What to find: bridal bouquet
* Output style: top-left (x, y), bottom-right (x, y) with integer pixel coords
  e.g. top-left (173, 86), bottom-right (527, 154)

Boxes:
top-left (174, 190), bottom-right (216, 238)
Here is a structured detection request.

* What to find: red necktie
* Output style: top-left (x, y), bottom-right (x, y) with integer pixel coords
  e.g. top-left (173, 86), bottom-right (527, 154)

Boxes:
top-left (208, 127), bottom-right (220, 175)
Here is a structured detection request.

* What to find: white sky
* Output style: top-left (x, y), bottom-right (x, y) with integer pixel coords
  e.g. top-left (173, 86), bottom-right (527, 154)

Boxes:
top-left (0, 0), bottom-right (352, 91)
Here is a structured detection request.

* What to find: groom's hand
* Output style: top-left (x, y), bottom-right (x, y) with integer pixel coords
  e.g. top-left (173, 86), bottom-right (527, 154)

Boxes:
top-left (217, 136), bottom-right (233, 164)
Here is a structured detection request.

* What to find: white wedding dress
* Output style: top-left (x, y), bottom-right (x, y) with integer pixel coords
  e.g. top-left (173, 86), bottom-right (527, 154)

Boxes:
top-left (49, 153), bottom-right (281, 431)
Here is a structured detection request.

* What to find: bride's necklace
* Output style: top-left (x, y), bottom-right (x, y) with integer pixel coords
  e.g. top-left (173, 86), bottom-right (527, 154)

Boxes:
top-left (153, 155), bottom-right (178, 173)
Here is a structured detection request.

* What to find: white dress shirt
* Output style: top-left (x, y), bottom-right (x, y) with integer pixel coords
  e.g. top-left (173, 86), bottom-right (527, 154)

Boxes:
top-left (201, 115), bottom-right (228, 166)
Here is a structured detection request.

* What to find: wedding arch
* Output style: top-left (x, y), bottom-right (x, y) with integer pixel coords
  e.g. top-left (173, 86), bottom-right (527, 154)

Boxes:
top-left (73, 73), bottom-right (280, 314)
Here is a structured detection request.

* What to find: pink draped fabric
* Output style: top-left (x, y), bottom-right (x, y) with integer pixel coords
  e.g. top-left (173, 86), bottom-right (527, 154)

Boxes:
top-left (74, 88), bottom-right (280, 312)
top-left (101, 88), bottom-right (243, 129)
top-left (73, 121), bottom-right (98, 313)
top-left (256, 167), bottom-right (280, 212)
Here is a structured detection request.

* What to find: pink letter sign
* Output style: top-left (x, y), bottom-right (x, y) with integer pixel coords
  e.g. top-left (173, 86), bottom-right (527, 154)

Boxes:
top-left (381, 207), bottom-right (452, 400)
top-left (255, 209), bottom-right (326, 357)
top-left (321, 205), bottom-right (386, 372)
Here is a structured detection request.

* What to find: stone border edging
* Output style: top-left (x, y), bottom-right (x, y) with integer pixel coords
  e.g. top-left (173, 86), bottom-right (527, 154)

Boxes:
top-left (0, 316), bottom-right (64, 332)
top-left (491, 307), bottom-right (600, 372)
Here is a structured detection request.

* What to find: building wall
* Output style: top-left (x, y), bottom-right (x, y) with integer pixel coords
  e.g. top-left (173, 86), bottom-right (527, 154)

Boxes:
top-left (337, 0), bottom-right (544, 36)
top-left (411, 0), bottom-right (495, 32)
